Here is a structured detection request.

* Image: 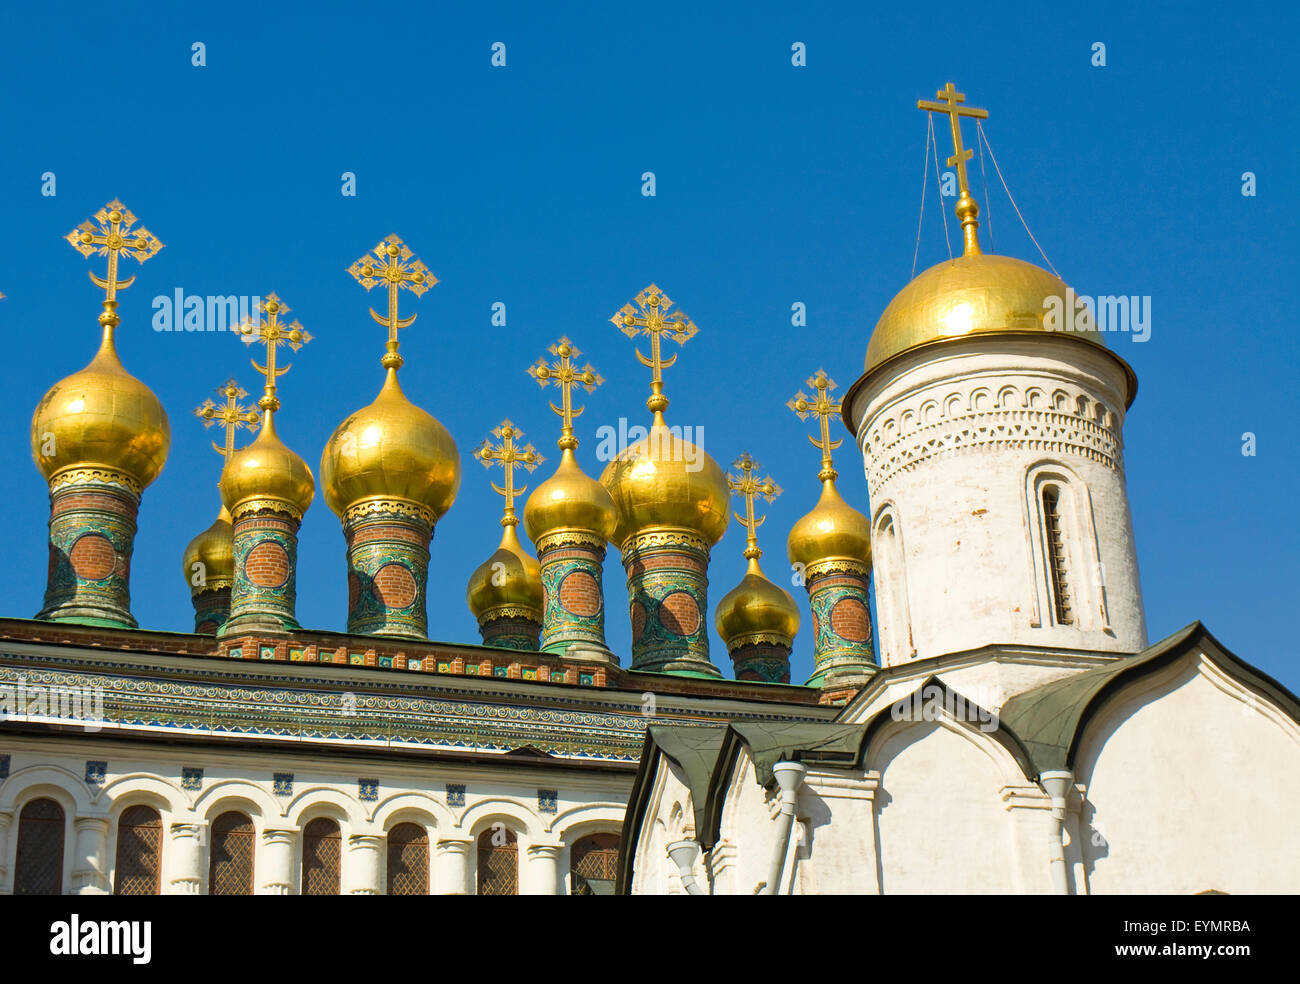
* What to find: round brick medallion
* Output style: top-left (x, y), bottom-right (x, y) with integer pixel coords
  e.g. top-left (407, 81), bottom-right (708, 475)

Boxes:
top-left (69, 533), bottom-right (116, 581)
top-left (830, 597), bottom-right (871, 642)
top-left (630, 601), bottom-right (647, 642)
top-left (374, 562), bottom-right (417, 609)
top-left (558, 570), bottom-right (601, 617)
top-left (659, 590), bottom-right (701, 637)
top-left (245, 540), bottom-right (289, 588)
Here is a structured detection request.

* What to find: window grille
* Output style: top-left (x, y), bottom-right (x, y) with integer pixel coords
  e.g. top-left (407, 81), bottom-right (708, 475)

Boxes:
top-left (114, 804), bottom-right (162, 895)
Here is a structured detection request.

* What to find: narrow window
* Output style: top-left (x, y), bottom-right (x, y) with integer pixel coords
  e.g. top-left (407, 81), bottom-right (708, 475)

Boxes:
top-left (570, 832), bottom-right (620, 895)
top-left (208, 812), bottom-right (254, 895)
top-left (476, 826), bottom-right (518, 895)
top-left (14, 798), bottom-right (65, 895)
top-left (1042, 486), bottom-right (1074, 625)
top-left (113, 805), bottom-right (162, 895)
top-left (386, 823), bottom-right (429, 895)
top-left (302, 818), bottom-right (341, 895)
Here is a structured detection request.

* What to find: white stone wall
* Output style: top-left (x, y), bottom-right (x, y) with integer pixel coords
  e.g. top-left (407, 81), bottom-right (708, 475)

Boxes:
top-left (0, 739), bottom-right (627, 895)
top-left (850, 336), bottom-right (1147, 664)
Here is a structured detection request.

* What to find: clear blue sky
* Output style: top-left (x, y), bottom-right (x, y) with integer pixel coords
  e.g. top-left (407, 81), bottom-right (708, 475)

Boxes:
top-left (0, 0), bottom-right (1295, 690)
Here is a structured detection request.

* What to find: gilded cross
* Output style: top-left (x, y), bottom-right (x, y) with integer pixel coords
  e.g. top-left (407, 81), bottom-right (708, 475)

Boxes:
top-left (65, 199), bottom-right (163, 328)
top-left (474, 420), bottom-right (544, 526)
top-left (347, 235), bottom-right (436, 369)
top-left (917, 82), bottom-right (989, 254)
top-left (787, 369), bottom-right (843, 481)
top-left (527, 337), bottom-right (604, 449)
top-left (610, 284), bottom-right (697, 413)
top-left (727, 453), bottom-right (781, 561)
top-left (194, 379), bottom-right (261, 459)
top-left (236, 293), bottom-right (312, 413)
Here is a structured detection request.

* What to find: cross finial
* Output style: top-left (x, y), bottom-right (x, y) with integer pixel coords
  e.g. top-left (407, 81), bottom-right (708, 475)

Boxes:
top-left (236, 293), bottom-right (312, 416)
top-left (727, 453), bottom-right (781, 562)
top-left (527, 337), bottom-right (604, 450)
top-left (917, 82), bottom-right (989, 255)
top-left (474, 420), bottom-right (545, 527)
top-left (65, 199), bottom-right (164, 337)
top-left (194, 379), bottom-right (260, 460)
top-left (610, 284), bottom-right (697, 416)
top-left (787, 369), bottom-right (843, 482)
top-left (347, 234), bottom-right (436, 371)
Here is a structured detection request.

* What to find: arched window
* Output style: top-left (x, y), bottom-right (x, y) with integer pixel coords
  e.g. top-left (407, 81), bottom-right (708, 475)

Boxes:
top-left (476, 826), bottom-right (518, 895)
top-left (113, 805), bottom-right (162, 895)
top-left (1041, 485), bottom-right (1074, 625)
top-left (302, 818), bottom-right (341, 895)
top-left (386, 823), bottom-right (429, 895)
top-left (13, 798), bottom-right (65, 895)
top-left (570, 832), bottom-right (620, 895)
top-left (873, 508), bottom-right (913, 665)
top-left (208, 812), bottom-right (254, 896)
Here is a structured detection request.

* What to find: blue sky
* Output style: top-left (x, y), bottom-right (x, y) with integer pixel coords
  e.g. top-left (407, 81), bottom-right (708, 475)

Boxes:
top-left (0, 0), bottom-right (1295, 689)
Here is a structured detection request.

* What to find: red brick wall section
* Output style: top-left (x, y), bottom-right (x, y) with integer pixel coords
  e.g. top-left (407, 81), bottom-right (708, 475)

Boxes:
top-left (830, 597), bottom-right (871, 642)
top-left (659, 591), bottom-right (701, 636)
top-left (69, 534), bottom-right (117, 580)
top-left (373, 563), bottom-right (417, 609)
top-left (245, 541), bottom-right (290, 588)
top-left (558, 571), bottom-right (601, 617)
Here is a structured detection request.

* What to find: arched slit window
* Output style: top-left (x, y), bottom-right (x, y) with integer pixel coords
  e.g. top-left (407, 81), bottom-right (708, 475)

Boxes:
top-left (302, 818), bottom-right (341, 895)
top-left (1042, 485), bottom-right (1074, 625)
top-left (208, 812), bottom-right (254, 896)
top-left (14, 798), bottom-right (65, 895)
top-left (570, 832), bottom-right (620, 895)
top-left (476, 826), bottom-right (518, 895)
top-left (114, 804), bottom-right (162, 895)
top-left (386, 823), bottom-right (429, 895)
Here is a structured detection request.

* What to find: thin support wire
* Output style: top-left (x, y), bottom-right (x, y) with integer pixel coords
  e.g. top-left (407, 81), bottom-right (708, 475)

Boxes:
top-left (911, 116), bottom-right (933, 279)
top-left (930, 114), bottom-right (953, 261)
top-left (976, 118), bottom-right (994, 253)
top-left (978, 121), bottom-right (1058, 277)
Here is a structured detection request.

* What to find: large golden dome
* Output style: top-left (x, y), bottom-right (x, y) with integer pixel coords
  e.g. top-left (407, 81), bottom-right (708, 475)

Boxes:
top-left (219, 414), bottom-right (315, 516)
top-left (320, 368), bottom-right (460, 519)
top-left (788, 477), bottom-right (872, 570)
top-left (466, 524), bottom-right (544, 619)
top-left (599, 412), bottom-right (730, 547)
top-left (183, 505), bottom-right (234, 589)
top-left (31, 332), bottom-right (170, 488)
top-left (524, 448), bottom-right (616, 544)
top-left (715, 558), bottom-right (800, 650)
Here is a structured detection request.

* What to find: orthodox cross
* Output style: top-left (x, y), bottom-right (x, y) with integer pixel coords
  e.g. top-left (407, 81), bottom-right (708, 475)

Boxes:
top-left (194, 379), bottom-right (260, 459)
top-left (347, 235), bottom-right (436, 369)
top-left (527, 337), bottom-right (604, 449)
top-left (610, 284), bottom-right (696, 413)
top-left (787, 369), bottom-right (843, 482)
top-left (65, 199), bottom-right (163, 329)
top-left (727, 453), bottom-right (781, 561)
top-left (237, 293), bottom-right (311, 413)
top-left (474, 420), bottom-right (544, 527)
top-left (917, 82), bottom-right (989, 254)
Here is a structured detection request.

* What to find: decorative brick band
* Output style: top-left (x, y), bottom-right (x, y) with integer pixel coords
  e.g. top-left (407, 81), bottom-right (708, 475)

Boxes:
top-left (537, 534), bottom-right (610, 656)
top-left (620, 527), bottom-right (719, 677)
top-left (221, 509), bottom-right (302, 635)
top-left (805, 568), bottom-right (877, 686)
top-left (37, 474), bottom-right (141, 628)
top-left (191, 587), bottom-right (231, 634)
top-left (730, 642), bottom-right (792, 684)
top-left (342, 500), bottom-right (433, 640)
top-left (477, 612), bottom-right (542, 651)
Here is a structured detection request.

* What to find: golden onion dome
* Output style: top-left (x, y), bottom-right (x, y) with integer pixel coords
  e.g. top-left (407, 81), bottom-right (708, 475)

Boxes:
top-left (715, 557), bottom-right (801, 651)
top-left (599, 412), bottom-right (730, 547)
top-left (31, 331), bottom-right (170, 488)
top-left (182, 505), bottom-right (234, 591)
top-left (788, 476), bottom-right (872, 570)
top-left (466, 524), bottom-right (543, 620)
top-left (863, 253), bottom-right (1136, 403)
top-left (219, 413), bottom-right (315, 516)
top-left (320, 368), bottom-right (460, 519)
top-left (523, 448), bottom-right (616, 544)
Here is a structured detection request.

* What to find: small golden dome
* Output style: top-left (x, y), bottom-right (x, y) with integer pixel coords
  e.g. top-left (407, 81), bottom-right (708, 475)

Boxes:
top-left (599, 412), bottom-right (730, 547)
top-left (466, 524), bottom-right (543, 620)
top-left (320, 369), bottom-right (460, 519)
top-left (524, 448), bottom-right (616, 544)
top-left (182, 505), bottom-right (234, 591)
top-left (715, 557), bottom-right (801, 651)
top-left (788, 477), bottom-right (872, 570)
top-left (864, 253), bottom-right (1135, 401)
top-left (31, 332), bottom-right (170, 488)
top-left (219, 414), bottom-right (315, 516)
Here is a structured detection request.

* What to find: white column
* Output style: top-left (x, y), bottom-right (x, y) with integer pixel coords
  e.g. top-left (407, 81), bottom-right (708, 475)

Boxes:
top-left (71, 816), bottom-right (110, 894)
top-left (347, 834), bottom-right (384, 895)
top-left (167, 822), bottom-right (206, 895)
top-left (261, 829), bottom-right (296, 895)
top-left (435, 837), bottom-right (472, 895)
top-left (0, 810), bottom-right (13, 894)
top-left (525, 842), bottom-right (562, 895)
